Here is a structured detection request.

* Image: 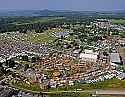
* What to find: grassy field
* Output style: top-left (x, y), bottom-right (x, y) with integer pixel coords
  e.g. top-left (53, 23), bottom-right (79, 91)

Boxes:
top-left (22, 28), bottom-right (68, 44)
top-left (112, 19), bottom-right (125, 24)
top-left (10, 78), bottom-right (125, 97)
top-left (11, 80), bottom-right (92, 97)
top-left (11, 80), bottom-right (42, 92)
top-left (0, 28), bottom-right (67, 44)
top-left (49, 78), bottom-right (125, 91)
top-left (123, 48), bottom-right (125, 53)
top-left (25, 32), bottom-right (55, 44)
top-left (11, 73), bottom-right (125, 92)
top-left (83, 78), bottom-right (125, 90)
top-left (19, 29), bottom-right (57, 44)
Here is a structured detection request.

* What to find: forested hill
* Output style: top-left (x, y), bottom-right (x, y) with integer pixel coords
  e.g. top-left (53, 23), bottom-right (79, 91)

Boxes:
top-left (0, 10), bottom-right (125, 17)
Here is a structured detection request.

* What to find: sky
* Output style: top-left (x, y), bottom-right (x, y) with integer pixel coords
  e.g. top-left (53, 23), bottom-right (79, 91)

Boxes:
top-left (0, 0), bottom-right (125, 11)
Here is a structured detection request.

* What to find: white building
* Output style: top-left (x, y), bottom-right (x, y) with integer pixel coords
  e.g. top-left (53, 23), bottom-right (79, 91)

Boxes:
top-left (80, 53), bottom-right (98, 62)
top-left (79, 49), bottom-right (98, 62)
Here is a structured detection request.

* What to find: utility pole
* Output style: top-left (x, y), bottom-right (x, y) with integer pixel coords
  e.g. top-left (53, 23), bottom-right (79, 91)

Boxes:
top-left (40, 92), bottom-right (44, 97)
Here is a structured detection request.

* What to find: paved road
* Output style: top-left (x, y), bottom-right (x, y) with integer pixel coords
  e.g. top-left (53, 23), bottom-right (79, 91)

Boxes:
top-left (42, 90), bottom-right (125, 95)
top-left (42, 90), bottom-right (92, 94)
top-left (96, 90), bottom-right (125, 95)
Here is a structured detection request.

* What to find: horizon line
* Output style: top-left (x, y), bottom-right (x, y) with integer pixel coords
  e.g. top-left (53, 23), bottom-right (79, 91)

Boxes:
top-left (0, 9), bottom-right (125, 12)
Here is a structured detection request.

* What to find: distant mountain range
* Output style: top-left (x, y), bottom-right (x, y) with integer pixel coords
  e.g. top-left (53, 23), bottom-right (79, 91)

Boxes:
top-left (0, 9), bottom-right (125, 17)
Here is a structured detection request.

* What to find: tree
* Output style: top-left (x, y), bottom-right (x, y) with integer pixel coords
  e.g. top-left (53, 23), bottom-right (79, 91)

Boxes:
top-left (0, 62), bottom-right (2, 67)
top-left (8, 60), bottom-right (15, 68)
top-left (31, 57), bottom-right (36, 63)
top-left (22, 55), bottom-right (28, 61)
top-left (5, 60), bottom-right (9, 66)
top-left (24, 64), bottom-right (29, 71)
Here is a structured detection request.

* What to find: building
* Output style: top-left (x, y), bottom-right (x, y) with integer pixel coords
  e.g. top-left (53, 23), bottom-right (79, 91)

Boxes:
top-left (84, 49), bottom-right (93, 54)
top-left (80, 50), bottom-right (98, 62)
top-left (110, 53), bottom-right (121, 64)
top-left (116, 73), bottom-right (125, 80)
top-left (80, 53), bottom-right (98, 62)
top-left (95, 19), bottom-right (111, 28)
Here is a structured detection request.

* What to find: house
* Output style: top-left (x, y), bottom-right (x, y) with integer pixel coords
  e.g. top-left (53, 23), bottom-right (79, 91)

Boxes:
top-left (116, 73), bottom-right (125, 80)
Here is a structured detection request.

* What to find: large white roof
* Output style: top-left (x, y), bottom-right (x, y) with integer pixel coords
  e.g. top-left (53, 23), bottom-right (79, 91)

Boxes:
top-left (80, 53), bottom-right (97, 60)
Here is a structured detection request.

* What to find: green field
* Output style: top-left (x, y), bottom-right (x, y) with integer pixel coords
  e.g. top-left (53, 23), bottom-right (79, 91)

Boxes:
top-left (83, 78), bottom-right (125, 90)
top-left (11, 80), bottom-right (42, 92)
top-left (11, 17), bottom-right (65, 25)
top-left (13, 78), bottom-right (125, 92)
top-left (123, 48), bottom-right (125, 53)
top-left (112, 19), bottom-right (125, 24)
top-left (24, 32), bottom-right (56, 44)
top-left (10, 78), bottom-right (125, 97)
top-left (11, 80), bottom-right (92, 97)
top-left (49, 78), bottom-right (125, 91)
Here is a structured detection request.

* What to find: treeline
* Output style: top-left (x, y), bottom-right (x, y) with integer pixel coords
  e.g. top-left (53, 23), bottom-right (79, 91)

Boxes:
top-left (0, 16), bottom-right (97, 33)
top-left (0, 15), bottom-right (124, 33)
top-left (0, 22), bottom-right (63, 33)
top-left (0, 16), bottom-right (63, 32)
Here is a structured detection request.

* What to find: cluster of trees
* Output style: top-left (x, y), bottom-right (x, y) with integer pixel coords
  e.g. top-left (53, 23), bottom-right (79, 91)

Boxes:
top-left (0, 60), bottom-right (15, 75)
top-left (0, 23), bottom-right (60, 33)
top-left (5, 59), bottom-right (15, 68)
top-left (21, 55), bottom-right (39, 63)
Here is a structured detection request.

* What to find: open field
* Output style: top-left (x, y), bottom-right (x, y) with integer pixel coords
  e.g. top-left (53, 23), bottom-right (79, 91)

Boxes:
top-left (11, 80), bottom-right (92, 97)
top-left (10, 17), bottom-right (65, 25)
top-left (48, 78), bottom-right (125, 91)
top-left (11, 78), bottom-right (125, 92)
top-left (23, 28), bottom-right (68, 44)
top-left (11, 80), bottom-right (42, 92)
top-left (112, 19), bottom-right (125, 24)
top-left (83, 78), bottom-right (125, 90)
top-left (0, 28), bottom-right (68, 44)
top-left (24, 32), bottom-right (55, 44)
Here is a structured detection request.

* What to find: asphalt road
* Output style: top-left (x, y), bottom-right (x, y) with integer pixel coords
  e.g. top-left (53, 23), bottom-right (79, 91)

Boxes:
top-left (42, 90), bottom-right (125, 95)
top-left (96, 90), bottom-right (125, 95)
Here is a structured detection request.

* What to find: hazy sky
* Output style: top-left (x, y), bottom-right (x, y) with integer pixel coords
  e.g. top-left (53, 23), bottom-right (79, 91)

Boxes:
top-left (0, 0), bottom-right (125, 11)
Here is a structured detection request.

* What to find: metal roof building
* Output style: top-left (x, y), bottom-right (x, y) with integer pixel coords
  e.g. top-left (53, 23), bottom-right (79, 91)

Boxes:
top-left (110, 53), bottom-right (121, 64)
